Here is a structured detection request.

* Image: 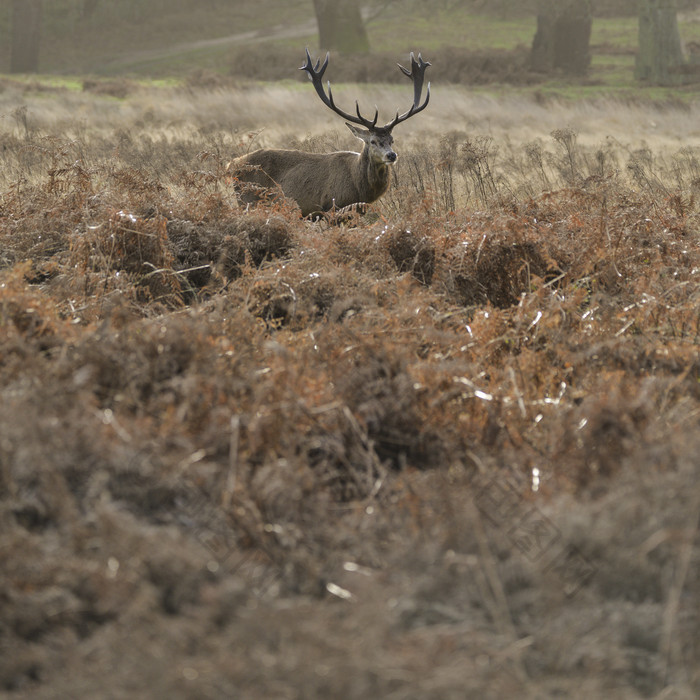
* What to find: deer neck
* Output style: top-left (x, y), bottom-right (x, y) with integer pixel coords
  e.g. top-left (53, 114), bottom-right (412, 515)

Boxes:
top-left (358, 145), bottom-right (390, 202)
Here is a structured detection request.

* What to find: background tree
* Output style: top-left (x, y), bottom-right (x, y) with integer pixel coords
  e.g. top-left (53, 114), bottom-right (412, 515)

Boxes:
top-left (313, 0), bottom-right (370, 54)
top-left (530, 0), bottom-right (592, 76)
top-left (10, 0), bottom-right (43, 73)
top-left (635, 0), bottom-right (686, 85)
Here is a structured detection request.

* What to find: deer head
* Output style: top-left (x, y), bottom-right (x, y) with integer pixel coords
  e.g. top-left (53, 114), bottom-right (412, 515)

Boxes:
top-left (300, 49), bottom-right (431, 165)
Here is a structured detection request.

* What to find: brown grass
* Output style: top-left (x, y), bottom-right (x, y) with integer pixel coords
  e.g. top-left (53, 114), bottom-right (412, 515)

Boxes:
top-left (1, 83), bottom-right (700, 699)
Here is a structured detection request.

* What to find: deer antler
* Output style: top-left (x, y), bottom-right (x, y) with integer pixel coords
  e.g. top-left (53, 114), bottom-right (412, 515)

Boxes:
top-left (300, 49), bottom-right (430, 132)
top-left (385, 52), bottom-right (431, 130)
top-left (300, 48), bottom-right (379, 130)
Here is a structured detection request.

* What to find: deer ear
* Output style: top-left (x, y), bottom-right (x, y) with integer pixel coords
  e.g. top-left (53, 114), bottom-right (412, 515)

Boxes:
top-left (345, 123), bottom-right (370, 142)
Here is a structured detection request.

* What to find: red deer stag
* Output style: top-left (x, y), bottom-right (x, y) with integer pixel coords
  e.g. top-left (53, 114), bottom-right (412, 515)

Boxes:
top-left (230, 49), bottom-right (431, 218)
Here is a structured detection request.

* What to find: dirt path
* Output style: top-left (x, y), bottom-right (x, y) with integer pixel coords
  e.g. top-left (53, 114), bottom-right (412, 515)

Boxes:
top-left (100, 5), bottom-right (383, 72)
top-left (103, 19), bottom-right (318, 70)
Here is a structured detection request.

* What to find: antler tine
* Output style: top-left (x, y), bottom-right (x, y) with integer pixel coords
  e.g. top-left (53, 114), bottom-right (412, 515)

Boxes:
top-left (358, 102), bottom-right (379, 129)
top-left (409, 52), bottom-right (431, 110)
top-left (300, 47), bottom-right (322, 77)
top-left (300, 49), bottom-right (379, 130)
top-left (384, 51), bottom-right (431, 130)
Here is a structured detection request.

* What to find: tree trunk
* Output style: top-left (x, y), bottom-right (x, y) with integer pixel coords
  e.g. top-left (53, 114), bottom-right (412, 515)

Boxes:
top-left (635, 0), bottom-right (686, 85)
top-left (312, 0), bottom-right (370, 54)
top-left (530, 0), bottom-right (592, 76)
top-left (10, 0), bottom-right (43, 73)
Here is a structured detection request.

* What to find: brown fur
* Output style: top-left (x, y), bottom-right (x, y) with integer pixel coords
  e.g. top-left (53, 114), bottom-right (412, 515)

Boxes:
top-left (231, 140), bottom-right (392, 218)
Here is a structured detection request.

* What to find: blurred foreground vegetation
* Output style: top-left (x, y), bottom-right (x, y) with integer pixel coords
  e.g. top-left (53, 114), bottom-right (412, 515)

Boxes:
top-left (1, 78), bottom-right (699, 697)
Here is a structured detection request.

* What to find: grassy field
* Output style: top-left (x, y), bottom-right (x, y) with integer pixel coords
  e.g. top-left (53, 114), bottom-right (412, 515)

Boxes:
top-left (1, 69), bottom-right (700, 697)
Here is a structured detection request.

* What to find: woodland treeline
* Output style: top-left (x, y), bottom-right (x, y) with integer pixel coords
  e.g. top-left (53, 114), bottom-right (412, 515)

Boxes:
top-left (3, 0), bottom-right (699, 85)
